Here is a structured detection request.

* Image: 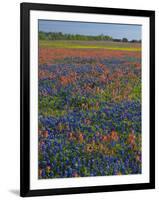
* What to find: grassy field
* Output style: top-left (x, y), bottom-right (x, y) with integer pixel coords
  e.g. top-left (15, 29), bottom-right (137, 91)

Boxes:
top-left (39, 40), bottom-right (141, 51)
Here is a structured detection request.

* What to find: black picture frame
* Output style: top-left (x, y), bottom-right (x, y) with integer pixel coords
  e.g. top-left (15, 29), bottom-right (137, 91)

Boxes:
top-left (20, 2), bottom-right (155, 197)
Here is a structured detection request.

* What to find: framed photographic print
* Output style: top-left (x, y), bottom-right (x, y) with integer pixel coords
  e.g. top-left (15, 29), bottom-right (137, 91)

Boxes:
top-left (20, 2), bottom-right (155, 197)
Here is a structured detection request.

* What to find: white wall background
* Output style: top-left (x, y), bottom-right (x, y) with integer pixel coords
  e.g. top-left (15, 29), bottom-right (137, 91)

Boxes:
top-left (0, 0), bottom-right (158, 199)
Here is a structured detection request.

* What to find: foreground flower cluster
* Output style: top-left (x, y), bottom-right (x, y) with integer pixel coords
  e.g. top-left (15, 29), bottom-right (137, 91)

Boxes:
top-left (38, 47), bottom-right (141, 179)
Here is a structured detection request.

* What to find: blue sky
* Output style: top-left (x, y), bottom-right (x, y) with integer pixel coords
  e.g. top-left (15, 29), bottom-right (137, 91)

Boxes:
top-left (39, 20), bottom-right (141, 40)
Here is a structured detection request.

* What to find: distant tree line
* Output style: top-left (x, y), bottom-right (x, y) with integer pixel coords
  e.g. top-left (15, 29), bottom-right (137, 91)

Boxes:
top-left (39, 31), bottom-right (141, 43)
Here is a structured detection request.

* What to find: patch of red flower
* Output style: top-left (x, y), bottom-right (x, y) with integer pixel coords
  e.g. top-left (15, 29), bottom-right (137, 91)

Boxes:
top-left (39, 48), bottom-right (141, 65)
top-left (60, 72), bottom-right (77, 86)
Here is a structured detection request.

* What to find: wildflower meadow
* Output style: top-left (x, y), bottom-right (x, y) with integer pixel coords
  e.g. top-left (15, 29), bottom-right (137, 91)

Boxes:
top-left (38, 23), bottom-right (142, 179)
